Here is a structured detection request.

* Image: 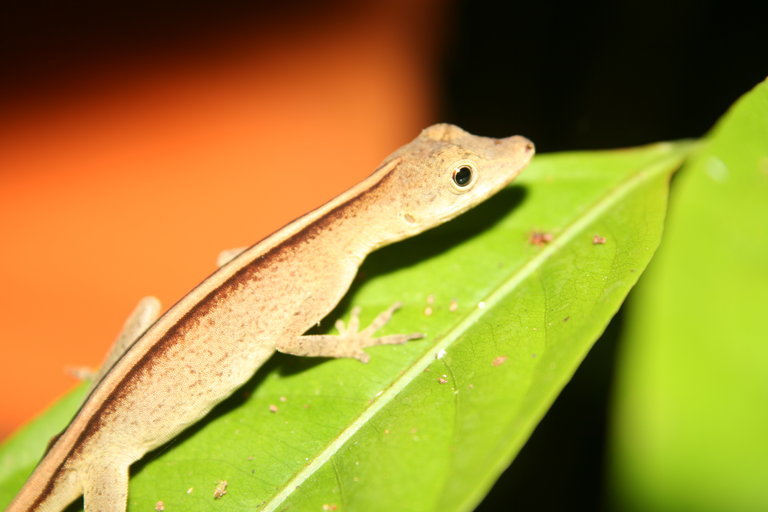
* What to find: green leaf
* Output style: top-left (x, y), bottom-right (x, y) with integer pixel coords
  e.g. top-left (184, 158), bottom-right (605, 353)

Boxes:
top-left (0, 141), bottom-right (689, 511)
top-left (0, 384), bottom-right (88, 505)
top-left (610, 81), bottom-right (768, 512)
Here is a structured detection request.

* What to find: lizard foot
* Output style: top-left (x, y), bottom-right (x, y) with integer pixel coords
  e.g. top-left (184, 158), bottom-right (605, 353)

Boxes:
top-left (333, 302), bottom-right (424, 363)
top-left (278, 303), bottom-right (424, 362)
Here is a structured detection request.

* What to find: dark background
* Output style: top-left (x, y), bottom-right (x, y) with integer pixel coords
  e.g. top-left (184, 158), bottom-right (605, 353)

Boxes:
top-left (442, 0), bottom-right (767, 152)
top-left (2, 0), bottom-right (765, 509)
top-left (444, 2), bottom-right (765, 510)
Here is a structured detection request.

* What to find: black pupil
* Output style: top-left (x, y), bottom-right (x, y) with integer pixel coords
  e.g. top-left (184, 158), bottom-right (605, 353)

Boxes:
top-left (454, 166), bottom-right (472, 186)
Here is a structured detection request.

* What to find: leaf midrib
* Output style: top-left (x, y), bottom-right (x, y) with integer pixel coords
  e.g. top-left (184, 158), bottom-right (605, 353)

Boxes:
top-left (261, 144), bottom-right (688, 511)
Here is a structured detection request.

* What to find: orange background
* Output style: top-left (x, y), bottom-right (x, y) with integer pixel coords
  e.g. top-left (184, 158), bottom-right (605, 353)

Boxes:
top-left (0, 1), bottom-right (442, 438)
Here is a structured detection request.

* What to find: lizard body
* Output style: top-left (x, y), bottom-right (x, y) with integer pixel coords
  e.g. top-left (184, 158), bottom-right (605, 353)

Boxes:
top-left (7, 123), bottom-right (534, 511)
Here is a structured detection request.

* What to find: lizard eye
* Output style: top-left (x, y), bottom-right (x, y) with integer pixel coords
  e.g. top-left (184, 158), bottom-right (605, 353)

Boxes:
top-left (451, 163), bottom-right (476, 191)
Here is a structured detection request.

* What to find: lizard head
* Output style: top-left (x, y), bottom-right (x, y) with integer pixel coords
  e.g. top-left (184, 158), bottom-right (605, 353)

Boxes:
top-left (375, 123), bottom-right (534, 243)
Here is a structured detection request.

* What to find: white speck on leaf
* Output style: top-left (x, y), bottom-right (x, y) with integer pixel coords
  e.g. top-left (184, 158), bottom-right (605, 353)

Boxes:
top-left (706, 156), bottom-right (729, 182)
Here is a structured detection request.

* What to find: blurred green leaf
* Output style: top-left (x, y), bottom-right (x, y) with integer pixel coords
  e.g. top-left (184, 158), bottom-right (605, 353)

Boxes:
top-left (610, 80), bottom-right (768, 512)
top-left (0, 141), bottom-right (689, 511)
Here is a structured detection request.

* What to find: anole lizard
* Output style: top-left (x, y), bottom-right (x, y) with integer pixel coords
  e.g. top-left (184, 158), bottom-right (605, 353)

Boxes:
top-left (7, 123), bottom-right (534, 512)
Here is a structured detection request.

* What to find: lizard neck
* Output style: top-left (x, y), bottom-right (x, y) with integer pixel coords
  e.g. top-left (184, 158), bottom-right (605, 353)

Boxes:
top-left (299, 169), bottom-right (407, 261)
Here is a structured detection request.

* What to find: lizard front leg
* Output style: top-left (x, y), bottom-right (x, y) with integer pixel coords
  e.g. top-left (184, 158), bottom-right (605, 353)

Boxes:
top-left (276, 303), bottom-right (424, 363)
top-left (80, 461), bottom-right (129, 512)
